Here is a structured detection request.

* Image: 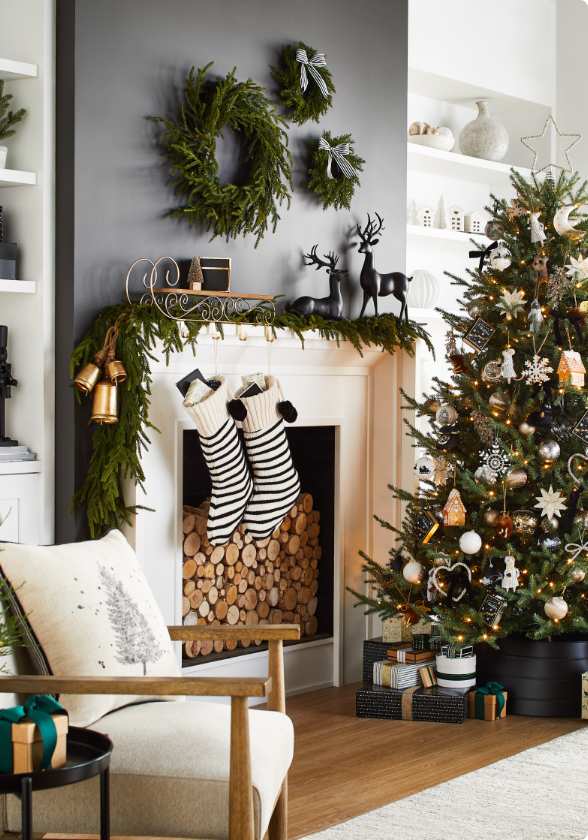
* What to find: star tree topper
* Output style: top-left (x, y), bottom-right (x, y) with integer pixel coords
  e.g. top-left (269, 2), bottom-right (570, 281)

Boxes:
top-left (534, 485), bottom-right (567, 520)
top-left (520, 115), bottom-right (582, 175)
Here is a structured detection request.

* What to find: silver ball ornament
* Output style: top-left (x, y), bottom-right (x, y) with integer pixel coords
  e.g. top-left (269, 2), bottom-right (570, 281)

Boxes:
top-left (459, 530), bottom-right (482, 554)
top-left (538, 439), bottom-right (561, 463)
top-left (571, 567), bottom-right (586, 583)
top-left (519, 421), bottom-right (535, 435)
top-left (544, 597), bottom-right (568, 620)
top-left (403, 561), bottom-right (425, 585)
top-left (414, 456), bottom-right (436, 479)
top-left (505, 468), bottom-right (528, 489)
top-left (544, 516), bottom-right (559, 532)
top-left (476, 465), bottom-right (497, 483)
top-left (436, 404), bottom-right (458, 426)
top-left (574, 510), bottom-right (588, 530)
top-left (512, 509), bottom-right (539, 535)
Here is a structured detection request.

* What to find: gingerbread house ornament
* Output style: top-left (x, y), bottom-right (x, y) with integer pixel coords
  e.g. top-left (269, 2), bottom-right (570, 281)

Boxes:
top-left (442, 488), bottom-right (467, 527)
top-left (558, 350), bottom-right (586, 388)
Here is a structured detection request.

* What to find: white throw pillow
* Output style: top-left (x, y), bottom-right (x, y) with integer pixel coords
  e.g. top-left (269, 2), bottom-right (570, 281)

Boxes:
top-left (0, 529), bottom-right (181, 727)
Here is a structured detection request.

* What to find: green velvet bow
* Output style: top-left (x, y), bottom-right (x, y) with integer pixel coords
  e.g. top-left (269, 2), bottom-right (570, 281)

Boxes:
top-left (474, 681), bottom-right (506, 719)
top-left (0, 695), bottom-right (67, 774)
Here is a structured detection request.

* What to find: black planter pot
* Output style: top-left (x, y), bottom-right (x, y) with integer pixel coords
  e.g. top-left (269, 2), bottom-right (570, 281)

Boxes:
top-left (475, 636), bottom-right (588, 717)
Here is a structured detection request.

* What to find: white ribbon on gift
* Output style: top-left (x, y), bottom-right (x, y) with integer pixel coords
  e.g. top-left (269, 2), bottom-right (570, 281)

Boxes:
top-left (565, 539), bottom-right (588, 564)
top-left (318, 137), bottom-right (358, 180)
top-left (296, 49), bottom-right (329, 97)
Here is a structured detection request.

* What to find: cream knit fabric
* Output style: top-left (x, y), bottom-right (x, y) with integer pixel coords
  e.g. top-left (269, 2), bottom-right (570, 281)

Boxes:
top-left (183, 376), bottom-right (231, 437)
top-left (238, 375), bottom-right (282, 433)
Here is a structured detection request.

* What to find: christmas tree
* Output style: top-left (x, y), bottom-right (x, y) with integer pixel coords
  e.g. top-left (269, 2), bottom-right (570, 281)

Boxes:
top-left (99, 565), bottom-right (165, 675)
top-left (350, 170), bottom-right (588, 648)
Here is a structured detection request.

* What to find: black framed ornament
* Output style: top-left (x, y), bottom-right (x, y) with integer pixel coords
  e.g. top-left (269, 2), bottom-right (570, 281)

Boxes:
top-left (463, 317), bottom-right (496, 352)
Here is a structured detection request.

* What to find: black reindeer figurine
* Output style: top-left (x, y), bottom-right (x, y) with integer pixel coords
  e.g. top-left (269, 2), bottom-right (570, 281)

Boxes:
top-left (356, 213), bottom-right (412, 320)
top-left (287, 246), bottom-right (348, 321)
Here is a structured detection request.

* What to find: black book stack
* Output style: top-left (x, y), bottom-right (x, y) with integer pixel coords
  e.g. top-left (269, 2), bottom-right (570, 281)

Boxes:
top-left (0, 207), bottom-right (17, 280)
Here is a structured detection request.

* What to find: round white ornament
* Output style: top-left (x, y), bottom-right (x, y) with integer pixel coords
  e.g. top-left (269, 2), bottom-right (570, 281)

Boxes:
top-left (459, 530), bottom-right (482, 554)
top-left (413, 455), bottom-right (436, 479)
top-left (544, 596), bottom-right (568, 620)
top-left (436, 404), bottom-right (458, 426)
top-left (489, 244), bottom-right (512, 271)
top-left (403, 561), bottom-right (425, 585)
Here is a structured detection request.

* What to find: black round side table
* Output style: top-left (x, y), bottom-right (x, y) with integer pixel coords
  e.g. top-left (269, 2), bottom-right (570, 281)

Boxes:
top-left (0, 726), bottom-right (113, 840)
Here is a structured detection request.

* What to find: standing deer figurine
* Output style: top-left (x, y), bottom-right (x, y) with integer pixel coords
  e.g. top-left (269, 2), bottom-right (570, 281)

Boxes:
top-left (287, 246), bottom-right (348, 321)
top-left (356, 213), bottom-right (412, 320)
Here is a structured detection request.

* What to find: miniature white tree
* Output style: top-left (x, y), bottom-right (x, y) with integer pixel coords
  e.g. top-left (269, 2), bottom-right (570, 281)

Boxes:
top-left (434, 195), bottom-right (448, 229)
top-left (407, 198), bottom-right (419, 226)
top-left (99, 565), bottom-right (164, 675)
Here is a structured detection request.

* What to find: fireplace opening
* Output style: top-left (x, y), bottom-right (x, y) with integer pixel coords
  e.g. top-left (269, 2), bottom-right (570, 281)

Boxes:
top-left (182, 425), bottom-right (336, 666)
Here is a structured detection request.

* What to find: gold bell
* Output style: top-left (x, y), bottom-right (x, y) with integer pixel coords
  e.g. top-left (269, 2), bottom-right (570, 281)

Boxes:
top-left (104, 359), bottom-right (127, 385)
top-left (91, 379), bottom-right (119, 424)
top-left (73, 363), bottom-right (103, 394)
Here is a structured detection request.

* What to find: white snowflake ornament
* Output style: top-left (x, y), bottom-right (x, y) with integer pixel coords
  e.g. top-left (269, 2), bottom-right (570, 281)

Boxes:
top-left (565, 255), bottom-right (588, 281)
top-left (480, 439), bottom-right (510, 477)
top-left (534, 485), bottom-right (567, 520)
top-left (523, 354), bottom-right (553, 385)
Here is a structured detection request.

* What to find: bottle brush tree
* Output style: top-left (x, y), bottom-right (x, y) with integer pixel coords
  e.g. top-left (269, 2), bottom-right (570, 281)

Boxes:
top-left (0, 80), bottom-right (26, 143)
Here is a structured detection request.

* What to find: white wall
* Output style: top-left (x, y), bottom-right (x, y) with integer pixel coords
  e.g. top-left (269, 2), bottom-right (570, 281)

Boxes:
top-left (0, 0), bottom-right (54, 545)
top-left (556, 0), bottom-right (588, 175)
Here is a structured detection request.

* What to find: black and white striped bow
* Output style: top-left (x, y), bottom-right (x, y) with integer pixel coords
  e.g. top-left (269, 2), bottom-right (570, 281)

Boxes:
top-left (296, 49), bottom-right (328, 97)
top-left (318, 137), bottom-right (357, 180)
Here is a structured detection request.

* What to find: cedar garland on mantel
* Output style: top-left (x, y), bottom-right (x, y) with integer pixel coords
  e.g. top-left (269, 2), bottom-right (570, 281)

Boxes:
top-left (70, 301), bottom-right (434, 537)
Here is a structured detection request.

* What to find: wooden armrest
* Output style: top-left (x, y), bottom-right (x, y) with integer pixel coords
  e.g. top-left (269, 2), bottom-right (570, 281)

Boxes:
top-left (0, 675), bottom-right (271, 698)
top-left (168, 623), bottom-right (301, 642)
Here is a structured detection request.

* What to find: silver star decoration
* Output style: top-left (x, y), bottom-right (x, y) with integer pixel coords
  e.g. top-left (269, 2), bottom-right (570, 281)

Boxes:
top-left (534, 485), bottom-right (567, 520)
top-left (520, 116), bottom-right (582, 175)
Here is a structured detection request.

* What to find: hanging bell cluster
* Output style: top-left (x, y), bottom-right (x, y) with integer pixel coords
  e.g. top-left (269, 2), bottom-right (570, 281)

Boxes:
top-left (73, 322), bottom-right (127, 424)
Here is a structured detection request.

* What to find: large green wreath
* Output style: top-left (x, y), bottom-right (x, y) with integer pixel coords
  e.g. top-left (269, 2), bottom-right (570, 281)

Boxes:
top-left (152, 63), bottom-right (293, 247)
top-left (271, 42), bottom-right (336, 125)
top-left (308, 131), bottom-right (364, 211)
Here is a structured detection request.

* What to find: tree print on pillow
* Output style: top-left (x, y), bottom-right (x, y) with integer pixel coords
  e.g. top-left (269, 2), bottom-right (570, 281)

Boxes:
top-left (99, 565), bottom-right (164, 675)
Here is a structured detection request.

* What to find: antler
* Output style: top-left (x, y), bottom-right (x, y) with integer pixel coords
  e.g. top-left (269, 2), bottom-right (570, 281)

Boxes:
top-left (303, 245), bottom-right (337, 271)
top-left (356, 212), bottom-right (385, 244)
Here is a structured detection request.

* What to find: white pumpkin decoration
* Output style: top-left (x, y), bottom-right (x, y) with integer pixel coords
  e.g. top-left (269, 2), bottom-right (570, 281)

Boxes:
top-left (408, 270), bottom-right (440, 309)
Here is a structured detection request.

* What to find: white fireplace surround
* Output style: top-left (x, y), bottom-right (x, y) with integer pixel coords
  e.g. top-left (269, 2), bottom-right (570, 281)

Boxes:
top-left (122, 324), bottom-right (418, 703)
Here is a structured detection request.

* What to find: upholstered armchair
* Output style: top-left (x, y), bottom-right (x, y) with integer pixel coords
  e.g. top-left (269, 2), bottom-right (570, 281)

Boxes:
top-left (0, 532), bottom-right (299, 840)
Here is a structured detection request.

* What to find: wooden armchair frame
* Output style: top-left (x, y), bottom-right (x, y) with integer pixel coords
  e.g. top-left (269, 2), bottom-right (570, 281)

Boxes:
top-left (0, 623), bottom-right (300, 840)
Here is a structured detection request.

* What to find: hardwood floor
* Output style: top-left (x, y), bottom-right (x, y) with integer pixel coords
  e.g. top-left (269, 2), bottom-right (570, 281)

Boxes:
top-left (4, 682), bottom-right (585, 840)
top-left (286, 682), bottom-right (587, 839)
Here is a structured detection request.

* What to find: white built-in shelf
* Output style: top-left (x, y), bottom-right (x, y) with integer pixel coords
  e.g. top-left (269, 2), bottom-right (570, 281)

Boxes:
top-left (0, 280), bottom-right (36, 294)
top-left (407, 143), bottom-right (533, 185)
top-left (0, 58), bottom-right (38, 81)
top-left (0, 460), bottom-right (42, 475)
top-left (0, 169), bottom-right (37, 187)
top-left (408, 67), bottom-right (548, 114)
top-left (410, 307), bottom-right (463, 321)
top-left (407, 224), bottom-right (489, 250)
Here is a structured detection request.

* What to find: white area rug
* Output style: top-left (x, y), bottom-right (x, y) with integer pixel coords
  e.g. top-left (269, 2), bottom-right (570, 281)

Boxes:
top-left (302, 726), bottom-right (588, 840)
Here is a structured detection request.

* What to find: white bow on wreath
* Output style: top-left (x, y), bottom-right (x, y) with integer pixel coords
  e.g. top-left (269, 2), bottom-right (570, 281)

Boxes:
top-left (318, 137), bottom-right (358, 180)
top-left (296, 49), bottom-right (329, 97)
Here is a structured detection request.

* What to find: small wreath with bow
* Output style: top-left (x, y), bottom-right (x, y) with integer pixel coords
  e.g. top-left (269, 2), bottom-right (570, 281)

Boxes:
top-left (308, 131), bottom-right (364, 211)
top-left (151, 63), bottom-right (293, 247)
top-left (271, 42), bottom-right (336, 125)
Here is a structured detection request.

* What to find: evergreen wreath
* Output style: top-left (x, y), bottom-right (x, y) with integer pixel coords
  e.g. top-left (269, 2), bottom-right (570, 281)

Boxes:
top-left (308, 131), bottom-right (364, 211)
top-left (71, 304), bottom-right (434, 537)
top-left (271, 42), bottom-right (335, 125)
top-left (152, 63), bottom-right (293, 247)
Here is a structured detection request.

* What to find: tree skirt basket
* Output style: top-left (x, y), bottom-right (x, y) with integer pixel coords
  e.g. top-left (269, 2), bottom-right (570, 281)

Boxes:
top-left (475, 636), bottom-right (588, 717)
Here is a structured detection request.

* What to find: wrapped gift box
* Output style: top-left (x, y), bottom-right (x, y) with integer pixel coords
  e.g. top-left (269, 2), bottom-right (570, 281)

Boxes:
top-left (468, 688), bottom-right (508, 721)
top-left (363, 638), bottom-right (402, 684)
top-left (582, 672), bottom-right (588, 720)
top-left (382, 615), bottom-right (413, 644)
top-left (12, 713), bottom-right (68, 773)
top-left (389, 648), bottom-right (436, 664)
top-left (356, 683), bottom-right (469, 724)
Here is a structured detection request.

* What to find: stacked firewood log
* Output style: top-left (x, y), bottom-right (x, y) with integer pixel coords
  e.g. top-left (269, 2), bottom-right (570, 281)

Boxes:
top-left (182, 492), bottom-right (321, 659)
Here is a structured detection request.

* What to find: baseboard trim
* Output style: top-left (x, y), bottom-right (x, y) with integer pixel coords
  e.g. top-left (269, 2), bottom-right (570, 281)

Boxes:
top-left (286, 681), bottom-right (333, 698)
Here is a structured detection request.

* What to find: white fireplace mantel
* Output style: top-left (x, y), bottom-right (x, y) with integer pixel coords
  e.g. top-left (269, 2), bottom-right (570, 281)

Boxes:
top-left (122, 325), bottom-right (418, 702)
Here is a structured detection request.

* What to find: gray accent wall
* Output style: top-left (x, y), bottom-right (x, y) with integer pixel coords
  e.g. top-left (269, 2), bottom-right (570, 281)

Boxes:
top-left (55, 0), bottom-right (409, 541)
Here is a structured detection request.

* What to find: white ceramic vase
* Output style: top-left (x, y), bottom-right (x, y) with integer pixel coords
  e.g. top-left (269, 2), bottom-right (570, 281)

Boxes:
top-left (459, 100), bottom-right (509, 162)
top-left (408, 269), bottom-right (439, 309)
top-left (0, 147), bottom-right (7, 169)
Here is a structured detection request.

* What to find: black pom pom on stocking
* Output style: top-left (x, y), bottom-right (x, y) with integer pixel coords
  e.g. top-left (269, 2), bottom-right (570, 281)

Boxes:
top-left (278, 400), bottom-right (298, 423)
top-left (228, 399), bottom-right (247, 421)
